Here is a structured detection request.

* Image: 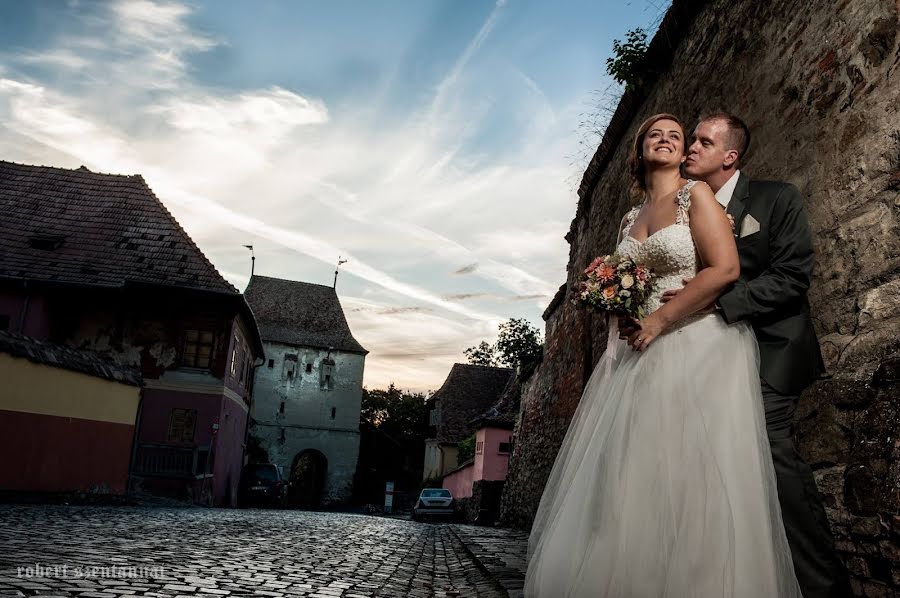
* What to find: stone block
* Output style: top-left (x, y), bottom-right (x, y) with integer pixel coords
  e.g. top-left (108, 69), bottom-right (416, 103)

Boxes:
top-left (857, 280), bottom-right (900, 330)
top-left (852, 516), bottom-right (885, 539)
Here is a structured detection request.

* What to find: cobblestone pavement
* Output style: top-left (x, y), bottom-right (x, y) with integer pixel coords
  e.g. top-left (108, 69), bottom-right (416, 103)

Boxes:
top-left (0, 505), bottom-right (526, 598)
top-left (447, 527), bottom-right (528, 598)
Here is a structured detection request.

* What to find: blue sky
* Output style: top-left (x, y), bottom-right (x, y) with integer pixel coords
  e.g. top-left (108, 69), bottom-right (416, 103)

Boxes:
top-left (0, 0), bottom-right (668, 391)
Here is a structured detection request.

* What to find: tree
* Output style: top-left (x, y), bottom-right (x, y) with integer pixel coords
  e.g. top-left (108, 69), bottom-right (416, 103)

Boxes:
top-left (606, 28), bottom-right (649, 91)
top-left (360, 383), bottom-right (428, 440)
top-left (464, 341), bottom-right (498, 367)
top-left (495, 318), bottom-right (542, 369)
top-left (457, 433), bottom-right (476, 463)
top-left (464, 318), bottom-right (543, 370)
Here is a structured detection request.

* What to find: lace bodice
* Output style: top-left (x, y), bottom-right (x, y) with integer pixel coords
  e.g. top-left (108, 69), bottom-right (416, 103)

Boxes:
top-left (617, 180), bottom-right (698, 317)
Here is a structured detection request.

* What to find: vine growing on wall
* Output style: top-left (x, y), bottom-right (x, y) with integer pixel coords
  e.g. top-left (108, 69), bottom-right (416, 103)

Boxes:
top-left (606, 28), bottom-right (649, 91)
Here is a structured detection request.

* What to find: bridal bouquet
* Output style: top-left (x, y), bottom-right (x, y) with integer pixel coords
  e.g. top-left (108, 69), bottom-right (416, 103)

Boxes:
top-left (572, 253), bottom-right (655, 319)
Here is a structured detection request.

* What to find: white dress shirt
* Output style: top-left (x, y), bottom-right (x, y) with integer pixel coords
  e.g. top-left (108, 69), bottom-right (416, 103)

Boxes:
top-left (714, 170), bottom-right (741, 208)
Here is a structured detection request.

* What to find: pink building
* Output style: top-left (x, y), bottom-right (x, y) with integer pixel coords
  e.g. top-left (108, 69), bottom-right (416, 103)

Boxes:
top-left (443, 426), bottom-right (514, 499)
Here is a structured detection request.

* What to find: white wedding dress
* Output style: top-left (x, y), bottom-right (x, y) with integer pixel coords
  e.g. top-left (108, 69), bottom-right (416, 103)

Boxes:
top-left (524, 181), bottom-right (801, 597)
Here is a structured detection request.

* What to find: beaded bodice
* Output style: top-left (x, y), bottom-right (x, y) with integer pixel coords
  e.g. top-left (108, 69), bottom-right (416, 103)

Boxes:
top-left (616, 180), bottom-right (698, 316)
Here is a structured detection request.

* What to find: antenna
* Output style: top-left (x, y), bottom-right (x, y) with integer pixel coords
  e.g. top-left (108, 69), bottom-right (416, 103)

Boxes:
top-left (243, 244), bottom-right (255, 277)
top-left (333, 256), bottom-right (348, 289)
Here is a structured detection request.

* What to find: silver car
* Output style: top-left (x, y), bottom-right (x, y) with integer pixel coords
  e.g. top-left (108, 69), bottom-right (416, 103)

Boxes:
top-left (412, 488), bottom-right (455, 521)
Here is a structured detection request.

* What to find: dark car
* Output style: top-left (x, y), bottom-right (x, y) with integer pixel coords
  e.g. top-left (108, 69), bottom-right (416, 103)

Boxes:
top-left (238, 463), bottom-right (288, 508)
top-left (412, 488), bottom-right (455, 521)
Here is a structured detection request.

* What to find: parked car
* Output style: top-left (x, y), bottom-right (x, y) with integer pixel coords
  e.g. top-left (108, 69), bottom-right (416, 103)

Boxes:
top-left (412, 488), bottom-right (455, 521)
top-left (238, 463), bottom-right (288, 508)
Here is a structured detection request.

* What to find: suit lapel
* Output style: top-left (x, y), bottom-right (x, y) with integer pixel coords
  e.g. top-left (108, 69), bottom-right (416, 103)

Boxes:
top-left (727, 172), bottom-right (751, 236)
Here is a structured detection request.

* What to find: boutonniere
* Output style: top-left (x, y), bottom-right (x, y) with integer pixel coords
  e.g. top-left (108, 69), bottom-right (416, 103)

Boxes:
top-left (727, 213), bottom-right (736, 231)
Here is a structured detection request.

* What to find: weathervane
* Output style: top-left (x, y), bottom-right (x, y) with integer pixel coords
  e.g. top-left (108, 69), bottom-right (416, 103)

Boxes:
top-left (243, 244), bottom-right (255, 277)
top-left (333, 256), bottom-right (348, 289)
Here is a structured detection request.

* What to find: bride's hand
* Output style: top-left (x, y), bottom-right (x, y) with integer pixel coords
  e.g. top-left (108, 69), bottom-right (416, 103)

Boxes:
top-left (627, 313), bottom-right (667, 352)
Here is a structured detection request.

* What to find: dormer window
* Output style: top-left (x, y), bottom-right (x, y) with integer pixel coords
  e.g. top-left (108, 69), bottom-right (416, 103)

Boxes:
top-left (28, 234), bottom-right (66, 251)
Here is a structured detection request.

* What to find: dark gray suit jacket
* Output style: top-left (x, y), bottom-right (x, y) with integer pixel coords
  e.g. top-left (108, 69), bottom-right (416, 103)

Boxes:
top-left (718, 173), bottom-right (825, 396)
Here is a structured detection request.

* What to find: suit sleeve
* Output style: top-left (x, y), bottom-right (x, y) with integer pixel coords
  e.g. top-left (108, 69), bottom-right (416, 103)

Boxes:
top-left (718, 184), bottom-right (815, 323)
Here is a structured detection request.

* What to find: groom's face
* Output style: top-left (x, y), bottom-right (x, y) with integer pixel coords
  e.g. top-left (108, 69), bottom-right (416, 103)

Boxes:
top-left (684, 120), bottom-right (729, 179)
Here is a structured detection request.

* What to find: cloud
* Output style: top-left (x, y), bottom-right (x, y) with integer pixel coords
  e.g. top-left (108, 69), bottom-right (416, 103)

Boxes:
top-left (454, 263), bottom-right (479, 275)
top-left (0, 0), bottom-right (578, 389)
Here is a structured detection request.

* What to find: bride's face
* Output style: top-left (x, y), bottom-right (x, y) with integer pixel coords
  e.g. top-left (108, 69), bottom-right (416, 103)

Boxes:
top-left (641, 119), bottom-right (685, 168)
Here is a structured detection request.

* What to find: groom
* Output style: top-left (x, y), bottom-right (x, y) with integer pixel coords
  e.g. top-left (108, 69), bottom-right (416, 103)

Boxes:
top-left (671, 112), bottom-right (847, 597)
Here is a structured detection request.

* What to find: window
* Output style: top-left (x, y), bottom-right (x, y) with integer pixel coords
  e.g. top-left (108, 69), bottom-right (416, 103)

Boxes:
top-left (320, 358), bottom-right (335, 390)
top-left (268, 359), bottom-right (274, 368)
top-left (305, 363), bottom-right (312, 373)
top-left (421, 489), bottom-right (452, 498)
top-left (181, 329), bottom-right (215, 369)
top-left (167, 409), bottom-right (197, 444)
top-left (475, 441), bottom-right (484, 455)
top-left (283, 354), bottom-right (298, 381)
top-left (230, 335), bottom-right (239, 377)
top-left (239, 351), bottom-right (246, 383)
top-left (498, 442), bottom-right (512, 454)
top-left (331, 407), bottom-right (336, 419)
top-left (279, 402), bottom-right (285, 415)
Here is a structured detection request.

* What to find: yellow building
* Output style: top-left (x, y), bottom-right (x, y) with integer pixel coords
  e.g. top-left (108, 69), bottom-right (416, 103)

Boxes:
top-left (0, 331), bottom-right (141, 495)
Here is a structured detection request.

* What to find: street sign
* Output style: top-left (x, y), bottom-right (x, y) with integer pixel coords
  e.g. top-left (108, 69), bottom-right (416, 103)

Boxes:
top-left (384, 481), bottom-right (394, 514)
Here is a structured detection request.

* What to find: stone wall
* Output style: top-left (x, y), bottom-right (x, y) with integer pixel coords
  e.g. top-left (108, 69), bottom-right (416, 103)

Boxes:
top-left (499, 0), bottom-right (900, 593)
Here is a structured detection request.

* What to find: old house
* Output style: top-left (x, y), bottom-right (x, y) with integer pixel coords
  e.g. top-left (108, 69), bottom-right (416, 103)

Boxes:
top-left (423, 363), bottom-right (514, 482)
top-left (244, 275), bottom-right (367, 507)
top-left (0, 160), bottom-right (263, 507)
top-left (0, 331), bottom-right (141, 495)
top-left (441, 374), bottom-right (518, 524)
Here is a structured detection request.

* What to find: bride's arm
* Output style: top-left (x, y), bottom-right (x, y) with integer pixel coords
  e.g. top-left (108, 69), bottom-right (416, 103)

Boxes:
top-left (627, 182), bottom-right (739, 350)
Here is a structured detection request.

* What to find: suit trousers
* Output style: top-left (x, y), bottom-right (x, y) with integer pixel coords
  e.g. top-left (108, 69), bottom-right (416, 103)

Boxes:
top-left (762, 379), bottom-right (850, 598)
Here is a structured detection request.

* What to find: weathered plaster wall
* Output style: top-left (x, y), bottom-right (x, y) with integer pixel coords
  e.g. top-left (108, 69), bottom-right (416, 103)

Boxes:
top-left (500, 0), bottom-right (900, 594)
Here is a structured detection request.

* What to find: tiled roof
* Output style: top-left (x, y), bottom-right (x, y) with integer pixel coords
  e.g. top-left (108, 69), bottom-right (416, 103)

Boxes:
top-left (0, 161), bottom-right (236, 294)
top-left (431, 363), bottom-right (515, 443)
top-left (470, 374), bottom-right (519, 430)
top-left (0, 331), bottom-right (142, 387)
top-left (243, 275), bottom-right (367, 354)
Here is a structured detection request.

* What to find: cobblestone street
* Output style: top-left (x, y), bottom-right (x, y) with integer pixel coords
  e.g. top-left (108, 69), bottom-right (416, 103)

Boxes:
top-left (0, 506), bottom-right (528, 598)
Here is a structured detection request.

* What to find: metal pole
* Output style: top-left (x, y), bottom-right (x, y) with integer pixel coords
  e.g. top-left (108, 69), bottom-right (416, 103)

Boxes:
top-left (333, 256), bottom-right (347, 289)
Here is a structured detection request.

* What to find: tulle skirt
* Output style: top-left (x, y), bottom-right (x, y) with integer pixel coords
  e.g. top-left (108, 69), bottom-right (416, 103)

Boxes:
top-left (524, 314), bottom-right (801, 598)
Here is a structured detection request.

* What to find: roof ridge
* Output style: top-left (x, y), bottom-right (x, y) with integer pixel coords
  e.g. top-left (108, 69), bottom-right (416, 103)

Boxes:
top-left (0, 159), bottom-right (139, 180)
top-left (452, 362), bottom-right (515, 371)
top-left (250, 274), bottom-right (336, 291)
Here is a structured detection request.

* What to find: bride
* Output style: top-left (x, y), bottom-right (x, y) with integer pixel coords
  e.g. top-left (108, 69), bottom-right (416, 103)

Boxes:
top-left (524, 113), bottom-right (801, 597)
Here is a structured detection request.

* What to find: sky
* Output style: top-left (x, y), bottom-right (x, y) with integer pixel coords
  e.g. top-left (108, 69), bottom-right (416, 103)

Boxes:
top-left (0, 0), bottom-right (668, 392)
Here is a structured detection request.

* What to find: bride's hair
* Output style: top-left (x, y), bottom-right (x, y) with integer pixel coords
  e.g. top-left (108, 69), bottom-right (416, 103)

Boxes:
top-left (628, 112), bottom-right (685, 202)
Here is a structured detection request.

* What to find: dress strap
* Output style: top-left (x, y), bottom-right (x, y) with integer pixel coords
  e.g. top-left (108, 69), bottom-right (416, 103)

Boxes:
top-left (622, 205), bottom-right (641, 239)
top-left (675, 179), bottom-right (697, 225)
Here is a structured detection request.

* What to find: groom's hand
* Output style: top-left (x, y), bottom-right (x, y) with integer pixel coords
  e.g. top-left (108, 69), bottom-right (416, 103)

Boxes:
top-left (617, 315), bottom-right (640, 339)
top-left (660, 277), bottom-right (693, 303)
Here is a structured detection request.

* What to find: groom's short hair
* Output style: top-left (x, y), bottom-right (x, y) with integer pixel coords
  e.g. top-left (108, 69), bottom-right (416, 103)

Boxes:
top-left (699, 112), bottom-right (751, 162)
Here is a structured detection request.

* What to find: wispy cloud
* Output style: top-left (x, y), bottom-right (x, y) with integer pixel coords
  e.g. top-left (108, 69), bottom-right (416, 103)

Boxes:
top-left (0, 0), bottom-right (580, 390)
